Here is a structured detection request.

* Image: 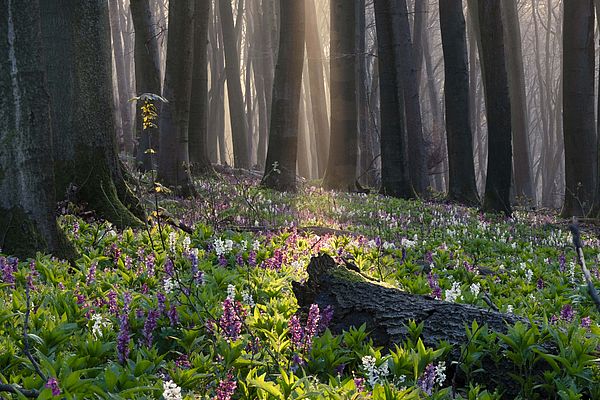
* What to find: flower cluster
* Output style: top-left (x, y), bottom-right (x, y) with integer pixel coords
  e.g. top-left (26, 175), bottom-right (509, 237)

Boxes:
top-left (91, 313), bottom-right (112, 339)
top-left (45, 377), bottom-right (61, 396)
top-left (216, 373), bottom-right (237, 400)
top-left (219, 297), bottom-right (247, 341)
top-left (361, 355), bottom-right (389, 387)
top-left (417, 362), bottom-right (446, 395)
top-left (162, 379), bottom-right (182, 400)
top-left (444, 282), bottom-right (462, 302)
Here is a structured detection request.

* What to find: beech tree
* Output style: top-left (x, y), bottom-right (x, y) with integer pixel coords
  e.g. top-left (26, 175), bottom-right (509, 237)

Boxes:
top-left (0, 0), bottom-right (72, 259)
top-left (477, 1), bottom-right (513, 215)
top-left (374, 0), bottom-right (412, 198)
top-left (131, 0), bottom-right (162, 171)
top-left (562, 0), bottom-right (596, 217)
top-left (323, 0), bottom-right (358, 190)
top-left (41, 0), bottom-right (142, 227)
top-left (157, 0), bottom-right (196, 196)
top-left (262, 0), bottom-right (305, 192)
top-left (439, 0), bottom-right (479, 205)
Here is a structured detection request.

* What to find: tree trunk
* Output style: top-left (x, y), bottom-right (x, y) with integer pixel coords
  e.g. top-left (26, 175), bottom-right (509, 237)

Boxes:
top-left (292, 254), bottom-right (535, 396)
top-left (562, 1), bottom-right (596, 217)
top-left (323, 0), bottom-right (358, 191)
top-left (390, 0), bottom-right (428, 195)
top-left (219, 0), bottom-right (250, 168)
top-left (157, 0), bottom-right (196, 196)
top-left (478, 1), bottom-right (513, 215)
top-left (188, 0), bottom-right (213, 175)
top-left (262, 0), bottom-right (305, 192)
top-left (500, 0), bottom-right (534, 204)
top-left (305, 0), bottom-right (330, 179)
top-left (131, 0), bottom-right (162, 172)
top-left (109, 0), bottom-right (134, 154)
top-left (439, 0), bottom-right (479, 206)
top-left (374, 0), bottom-right (413, 199)
top-left (41, 0), bottom-right (142, 228)
top-left (0, 0), bottom-right (73, 259)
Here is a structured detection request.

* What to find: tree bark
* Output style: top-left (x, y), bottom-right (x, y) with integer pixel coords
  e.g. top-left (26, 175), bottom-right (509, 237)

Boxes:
top-left (389, 0), bottom-right (428, 195)
top-left (188, 0), bottom-right (213, 175)
top-left (500, 0), bottom-right (534, 204)
top-left (292, 254), bottom-right (535, 396)
top-left (323, 0), bottom-right (358, 191)
top-left (262, 0), bottom-right (305, 192)
top-left (219, 0), bottom-right (250, 168)
top-left (0, 0), bottom-right (73, 259)
top-left (439, 0), bottom-right (479, 206)
top-left (374, 0), bottom-right (413, 199)
top-left (157, 0), bottom-right (196, 196)
top-left (562, 1), bottom-right (596, 217)
top-left (305, 0), bottom-right (330, 179)
top-left (41, 0), bottom-right (142, 228)
top-left (478, 1), bottom-right (513, 215)
top-left (131, 0), bottom-right (162, 172)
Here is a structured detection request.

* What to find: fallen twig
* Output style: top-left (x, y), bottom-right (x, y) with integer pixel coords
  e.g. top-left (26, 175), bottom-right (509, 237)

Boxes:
top-left (569, 221), bottom-right (600, 314)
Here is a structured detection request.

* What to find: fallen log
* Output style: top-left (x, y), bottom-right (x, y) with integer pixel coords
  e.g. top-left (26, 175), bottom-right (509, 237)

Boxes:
top-left (292, 254), bottom-right (542, 396)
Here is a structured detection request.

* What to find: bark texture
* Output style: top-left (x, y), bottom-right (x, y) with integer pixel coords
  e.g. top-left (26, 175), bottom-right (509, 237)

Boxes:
top-left (323, 0), bottom-right (358, 191)
top-left (158, 0), bottom-right (196, 196)
top-left (219, 0), bottom-right (250, 168)
top-left (439, 0), bottom-right (479, 206)
top-left (262, 0), bottom-right (305, 192)
top-left (41, 0), bottom-right (142, 228)
top-left (189, 0), bottom-right (213, 175)
top-left (478, 1), bottom-right (513, 215)
top-left (292, 254), bottom-right (537, 396)
top-left (374, 0), bottom-right (412, 199)
top-left (131, 0), bottom-right (162, 171)
top-left (0, 0), bottom-right (72, 259)
top-left (562, 1), bottom-right (596, 217)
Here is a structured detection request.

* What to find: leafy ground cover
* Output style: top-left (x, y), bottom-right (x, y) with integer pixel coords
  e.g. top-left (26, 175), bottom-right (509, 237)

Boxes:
top-left (1, 170), bottom-right (599, 399)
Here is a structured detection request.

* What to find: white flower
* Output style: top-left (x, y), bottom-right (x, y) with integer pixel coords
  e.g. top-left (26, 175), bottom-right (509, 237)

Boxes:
top-left (224, 239), bottom-right (234, 253)
top-left (367, 239), bottom-right (377, 249)
top-left (444, 282), bottom-right (462, 303)
top-left (241, 291), bottom-right (255, 307)
top-left (361, 356), bottom-right (389, 387)
top-left (401, 238), bottom-right (416, 248)
top-left (214, 238), bottom-right (226, 256)
top-left (168, 232), bottom-right (177, 253)
top-left (162, 380), bottom-right (182, 400)
top-left (163, 277), bottom-right (177, 294)
top-left (506, 305), bottom-right (514, 314)
top-left (227, 284), bottom-right (236, 300)
top-left (524, 269), bottom-right (533, 284)
top-left (91, 314), bottom-right (112, 339)
top-left (435, 362), bottom-right (446, 386)
top-left (469, 282), bottom-right (480, 297)
top-left (182, 236), bottom-right (191, 253)
top-left (382, 241), bottom-right (395, 250)
top-left (252, 239), bottom-right (260, 251)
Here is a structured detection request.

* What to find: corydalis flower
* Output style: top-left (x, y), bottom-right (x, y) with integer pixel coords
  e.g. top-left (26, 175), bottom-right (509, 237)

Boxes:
top-left (142, 309), bottom-right (160, 347)
top-left (288, 315), bottom-right (303, 348)
top-left (45, 377), bottom-right (61, 396)
top-left (86, 262), bottom-right (97, 284)
top-left (219, 298), bottom-right (246, 341)
top-left (162, 379), bottom-right (182, 400)
top-left (560, 304), bottom-right (575, 322)
top-left (428, 272), bottom-right (441, 299)
top-left (216, 373), bottom-right (237, 400)
top-left (417, 362), bottom-right (446, 395)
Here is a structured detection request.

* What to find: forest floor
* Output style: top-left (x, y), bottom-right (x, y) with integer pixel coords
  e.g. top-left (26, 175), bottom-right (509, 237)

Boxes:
top-left (1, 168), bottom-right (599, 399)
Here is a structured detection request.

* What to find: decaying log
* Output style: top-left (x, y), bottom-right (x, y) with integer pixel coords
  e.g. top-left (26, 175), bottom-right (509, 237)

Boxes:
top-left (292, 254), bottom-right (547, 396)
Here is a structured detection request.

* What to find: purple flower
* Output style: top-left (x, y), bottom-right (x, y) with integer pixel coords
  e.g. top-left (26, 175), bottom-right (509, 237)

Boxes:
top-left (219, 298), bottom-right (245, 341)
top-left (248, 251), bottom-right (257, 267)
top-left (164, 258), bottom-right (174, 277)
top-left (157, 292), bottom-right (166, 314)
top-left (107, 290), bottom-right (118, 315)
top-left (291, 353), bottom-right (306, 372)
top-left (1, 257), bottom-right (17, 288)
top-left (45, 377), bottom-right (61, 396)
top-left (354, 376), bottom-right (365, 392)
top-left (428, 272), bottom-right (442, 299)
top-left (560, 304), bottom-right (575, 322)
top-left (27, 260), bottom-right (39, 290)
top-left (536, 278), bottom-right (544, 290)
top-left (168, 305), bottom-right (179, 327)
top-left (558, 253), bottom-right (566, 272)
top-left (216, 373), bottom-right (237, 400)
top-left (303, 304), bottom-right (320, 350)
top-left (417, 363), bottom-right (436, 395)
top-left (143, 309), bottom-right (160, 347)
top-left (145, 254), bottom-right (155, 277)
top-left (288, 315), bottom-right (303, 348)
top-left (236, 253), bottom-right (244, 267)
top-left (319, 305), bottom-right (334, 333)
top-left (111, 244), bottom-right (122, 265)
top-left (175, 354), bottom-right (191, 369)
top-left (335, 363), bottom-right (346, 376)
top-left (581, 316), bottom-right (592, 328)
top-left (262, 249), bottom-right (284, 271)
top-left (117, 293), bottom-right (132, 363)
top-left (86, 262), bottom-right (97, 285)
top-left (218, 255), bottom-right (228, 267)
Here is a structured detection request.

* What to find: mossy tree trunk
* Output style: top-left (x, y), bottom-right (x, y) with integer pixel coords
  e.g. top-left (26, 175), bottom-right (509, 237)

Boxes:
top-left (0, 0), bottom-right (73, 259)
top-left (40, 0), bottom-right (142, 228)
top-left (261, 0), bottom-right (305, 192)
